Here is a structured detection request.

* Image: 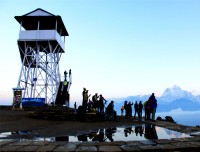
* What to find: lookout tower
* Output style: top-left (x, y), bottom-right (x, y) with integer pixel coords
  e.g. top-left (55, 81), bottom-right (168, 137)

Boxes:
top-left (14, 8), bottom-right (71, 105)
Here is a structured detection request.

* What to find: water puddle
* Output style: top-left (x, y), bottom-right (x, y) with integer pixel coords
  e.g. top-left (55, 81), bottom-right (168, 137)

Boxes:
top-left (0, 124), bottom-right (191, 142)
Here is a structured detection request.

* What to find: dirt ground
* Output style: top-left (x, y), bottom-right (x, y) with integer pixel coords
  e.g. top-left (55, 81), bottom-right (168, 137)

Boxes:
top-left (0, 109), bottom-right (141, 138)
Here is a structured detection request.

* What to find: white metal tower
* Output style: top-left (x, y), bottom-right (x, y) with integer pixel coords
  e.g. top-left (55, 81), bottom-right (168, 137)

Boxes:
top-left (15, 8), bottom-right (69, 105)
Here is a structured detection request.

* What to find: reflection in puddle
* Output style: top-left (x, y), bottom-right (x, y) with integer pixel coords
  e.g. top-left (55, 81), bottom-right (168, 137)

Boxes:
top-left (0, 124), bottom-right (190, 142)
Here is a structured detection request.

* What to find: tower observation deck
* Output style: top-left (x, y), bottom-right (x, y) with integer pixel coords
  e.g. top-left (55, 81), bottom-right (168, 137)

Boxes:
top-left (14, 8), bottom-right (71, 105)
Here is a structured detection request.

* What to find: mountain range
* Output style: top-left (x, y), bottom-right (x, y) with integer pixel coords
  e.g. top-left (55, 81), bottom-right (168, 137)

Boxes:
top-left (108, 85), bottom-right (200, 113)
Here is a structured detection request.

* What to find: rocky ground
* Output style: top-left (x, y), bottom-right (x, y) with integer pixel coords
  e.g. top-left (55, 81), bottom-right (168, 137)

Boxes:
top-left (0, 109), bottom-right (145, 138)
top-left (1, 109), bottom-right (200, 151)
top-left (0, 108), bottom-right (200, 138)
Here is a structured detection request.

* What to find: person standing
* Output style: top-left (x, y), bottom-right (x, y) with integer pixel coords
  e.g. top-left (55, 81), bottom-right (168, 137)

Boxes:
top-left (82, 88), bottom-right (87, 110)
top-left (138, 101), bottom-right (143, 119)
top-left (82, 88), bottom-right (90, 112)
top-left (127, 102), bottom-right (133, 118)
top-left (143, 100), bottom-right (149, 120)
top-left (106, 101), bottom-right (117, 121)
top-left (134, 101), bottom-right (138, 118)
top-left (92, 93), bottom-right (99, 110)
top-left (121, 106), bottom-right (124, 116)
top-left (124, 101), bottom-right (128, 119)
top-left (99, 94), bottom-right (107, 114)
top-left (148, 93), bottom-right (157, 121)
top-left (74, 102), bottom-right (77, 112)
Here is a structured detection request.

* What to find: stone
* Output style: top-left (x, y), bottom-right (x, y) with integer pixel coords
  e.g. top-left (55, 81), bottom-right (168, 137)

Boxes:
top-left (0, 140), bottom-right (17, 147)
top-left (153, 139), bottom-right (172, 144)
top-left (171, 142), bottom-right (199, 149)
top-left (140, 140), bottom-right (157, 145)
top-left (31, 141), bottom-right (49, 146)
top-left (37, 145), bottom-right (56, 151)
top-left (79, 141), bottom-right (99, 146)
top-left (0, 145), bottom-right (23, 151)
top-left (16, 145), bottom-right (39, 151)
top-left (138, 145), bottom-right (160, 150)
top-left (10, 141), bottom-right (32, 146)
top-left (46, 141), bottom-right (67, 146)
top-left (126, 141), bottom-right (142, 146)
top-left (157, 143), bottom-right (177, 150)
top-left (98, 145), bottom-right (122, 152)
top-left (76, 145), bottom-right (97, 151)
top-left (54, 143), bottom-right (78, 151)
top-left (120, 145), bottom-right (141, 151)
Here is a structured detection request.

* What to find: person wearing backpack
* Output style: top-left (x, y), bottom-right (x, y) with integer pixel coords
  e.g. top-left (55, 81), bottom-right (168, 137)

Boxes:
top-left (147, 93), bottom-right (157, 121)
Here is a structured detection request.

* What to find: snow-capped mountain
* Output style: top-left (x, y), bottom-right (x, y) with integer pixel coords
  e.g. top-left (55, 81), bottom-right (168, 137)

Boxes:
top-left (159, 85), bottom-right (196, 103)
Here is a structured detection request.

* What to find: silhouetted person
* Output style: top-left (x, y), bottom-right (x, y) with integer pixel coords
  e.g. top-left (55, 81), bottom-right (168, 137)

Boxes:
top-left (82, 88), bottom-right (86, 110)
top-left (143, 100), bottom-right (147, 120)
top-left (82, 88), bottom-right (91, 112)
top-left (144, 100), bottom-right (151, 120)
top-left (106, 101), bottom-right (117, 121)
top-left (99, 94), bottom-right (107, 114)
top-left (127, 102), bottom-right (133, 118)
top-left (138, 101), bottom-right (143, 119)
top-left (124, 101), bottom-right (128, 119)
top-left (64, 70), bottom-right (67, 81)
top-left (121, 106), bottom-right (124, 116)
top-left (148, 93), bottom-right (157, 121)
top-left (92, 93), bottom-right (99, 110)
top-left (87, 99), bottom-right (93, 112)
top-left (74, 102), bottom-right (77, 112)
top-left (134, 101), bottom-right (138, 118)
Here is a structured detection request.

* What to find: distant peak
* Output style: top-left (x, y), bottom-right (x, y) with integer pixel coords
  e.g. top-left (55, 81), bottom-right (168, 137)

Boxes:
top-left (171, 85), bottom-right (181, 90)
top-left (161, 85), bottom-right (193, 101)
top-left (165, 85), bottom-right (183, 92)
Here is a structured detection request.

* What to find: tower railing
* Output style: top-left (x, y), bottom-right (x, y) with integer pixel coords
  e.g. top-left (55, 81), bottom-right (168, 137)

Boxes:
top-left (19, 30), bottom-right (65, 51)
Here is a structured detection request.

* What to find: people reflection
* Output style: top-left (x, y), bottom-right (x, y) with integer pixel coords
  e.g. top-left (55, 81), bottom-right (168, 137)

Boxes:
top-left (77, 134), bottom-right (88, 141)
top-left (135, 126), bottom-right (139, 136)
top-left (135, 125), bottom-right (144, 136)
top-left (144, 124), bottom-right (158, 139)
top-left (55, 136), bottom-right (69, 141)
top-left (138, 125), bottom-right (144, 137)
top-left (105, 128), bottom-right (116, 142)
top-left (92, 129), bottom-right (105, 142)
top-left (124, 126), bottom-right (134, 137)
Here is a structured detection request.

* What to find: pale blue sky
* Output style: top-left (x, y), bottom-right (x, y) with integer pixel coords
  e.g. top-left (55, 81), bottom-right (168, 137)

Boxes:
top-left (0, 0), bottom-right (200, 105)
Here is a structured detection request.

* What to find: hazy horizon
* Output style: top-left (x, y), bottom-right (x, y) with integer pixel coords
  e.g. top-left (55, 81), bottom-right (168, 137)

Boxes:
top-left (0, 0), bottom-right (200, 106)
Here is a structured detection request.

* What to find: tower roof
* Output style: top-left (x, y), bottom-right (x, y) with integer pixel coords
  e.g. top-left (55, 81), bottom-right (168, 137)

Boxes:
top-left (15, 8), bottom-right (69, 36)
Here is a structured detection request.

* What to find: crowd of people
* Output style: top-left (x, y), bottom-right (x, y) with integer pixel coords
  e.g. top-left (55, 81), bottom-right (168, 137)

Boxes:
top-left (122, 93), bottom-right (157, 121)
top-left (120, 93), bottom-right (158, 121)
top-left (76, 87), bottom-right (157, 122)
top-left (77, 88), bottom-right (117, 121)
top-left (81, 88), bottom-right (108, 113)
